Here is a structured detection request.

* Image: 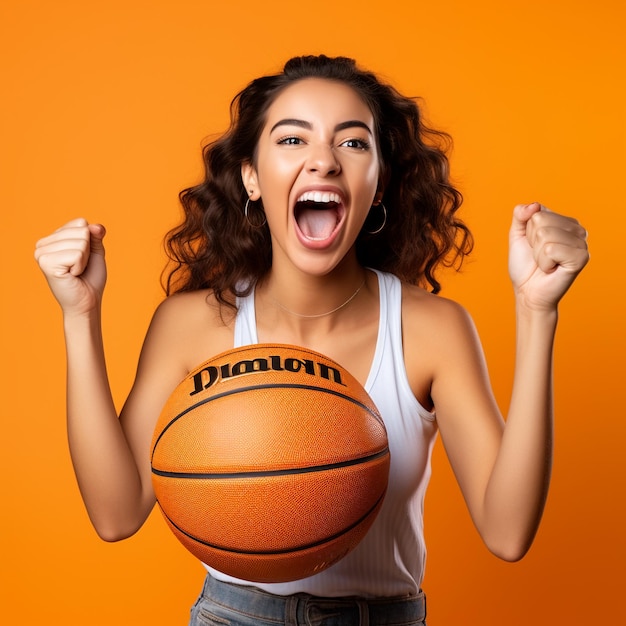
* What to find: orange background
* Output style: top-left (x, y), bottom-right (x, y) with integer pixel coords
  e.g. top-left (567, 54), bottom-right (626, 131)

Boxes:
top-left (1, 1), bottom-right (624, 624)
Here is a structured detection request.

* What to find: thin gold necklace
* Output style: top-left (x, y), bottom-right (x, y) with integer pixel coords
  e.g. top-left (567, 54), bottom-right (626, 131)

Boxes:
top-left (268, 279), bottom-right (366, 319)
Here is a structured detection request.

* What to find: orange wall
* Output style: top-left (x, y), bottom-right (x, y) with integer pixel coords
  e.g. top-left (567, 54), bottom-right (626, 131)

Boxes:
top-left (1, 1), bottom-right (624, 624)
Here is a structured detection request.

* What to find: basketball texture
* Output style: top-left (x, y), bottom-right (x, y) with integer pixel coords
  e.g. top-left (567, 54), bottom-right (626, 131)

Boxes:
top-left (150, 343), bottom-right (390, 583)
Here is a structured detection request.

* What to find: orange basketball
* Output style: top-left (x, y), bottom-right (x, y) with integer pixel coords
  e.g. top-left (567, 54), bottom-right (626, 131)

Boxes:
top-left (150, 343), bottom-right (390, 583)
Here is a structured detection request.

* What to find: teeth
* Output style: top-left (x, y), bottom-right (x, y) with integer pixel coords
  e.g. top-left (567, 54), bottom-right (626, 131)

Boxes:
top-left (296, 191), bottom-right (341, 204)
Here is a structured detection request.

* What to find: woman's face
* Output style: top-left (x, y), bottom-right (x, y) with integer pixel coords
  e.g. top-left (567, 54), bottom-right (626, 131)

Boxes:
top-left (242, 78), bottom-right (382, 278)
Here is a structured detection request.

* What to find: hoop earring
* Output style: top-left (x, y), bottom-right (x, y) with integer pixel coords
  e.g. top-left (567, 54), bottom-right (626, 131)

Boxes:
top-left (365, 202), bottom-right (387, 235)
top-left (244, 198), bottom-right (267, 228)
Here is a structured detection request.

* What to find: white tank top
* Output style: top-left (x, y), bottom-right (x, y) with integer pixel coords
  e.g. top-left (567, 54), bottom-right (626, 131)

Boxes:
top-left (207, 269), bottom-right (438, 597)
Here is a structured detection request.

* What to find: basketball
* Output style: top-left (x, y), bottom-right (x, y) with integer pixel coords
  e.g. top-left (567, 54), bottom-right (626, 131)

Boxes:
top-left (150, 343), bottom-right (390, 583)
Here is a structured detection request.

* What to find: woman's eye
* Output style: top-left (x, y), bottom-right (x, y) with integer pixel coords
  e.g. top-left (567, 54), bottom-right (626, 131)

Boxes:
top-left (341, 138), bottom-right (370, 150)
top-left (277, 136), bottom-right (303, 145)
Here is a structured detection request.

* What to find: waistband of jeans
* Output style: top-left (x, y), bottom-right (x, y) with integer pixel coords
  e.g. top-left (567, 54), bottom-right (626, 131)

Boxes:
top-left (204, 574), bottom-right (426, 623)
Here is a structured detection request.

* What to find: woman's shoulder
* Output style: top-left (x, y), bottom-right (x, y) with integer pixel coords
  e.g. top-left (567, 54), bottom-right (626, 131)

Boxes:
top-left (154, 288), bottom-right (226, 317)
top-left (399, 282), bottom-right (480, 407)
top-left (400, 281), bottom-right (470, 322)
top-left (400, 282), bottom-right (477, 353)
top-left (147, 289), bottom-right (237, 372)
top-left (157, 286), bottom-right (242, 318)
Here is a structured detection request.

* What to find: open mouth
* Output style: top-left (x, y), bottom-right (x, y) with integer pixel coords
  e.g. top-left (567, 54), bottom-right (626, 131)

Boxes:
top-left (294, 191), bottom-right (343, 241)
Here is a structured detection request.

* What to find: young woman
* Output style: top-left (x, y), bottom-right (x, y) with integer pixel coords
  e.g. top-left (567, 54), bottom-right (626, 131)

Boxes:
top-left (34, 55), bottom-right (589, 625)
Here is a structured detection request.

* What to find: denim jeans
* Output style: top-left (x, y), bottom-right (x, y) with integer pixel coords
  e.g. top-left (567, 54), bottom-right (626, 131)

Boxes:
top-left (189, 574), bottom-right (427, 626)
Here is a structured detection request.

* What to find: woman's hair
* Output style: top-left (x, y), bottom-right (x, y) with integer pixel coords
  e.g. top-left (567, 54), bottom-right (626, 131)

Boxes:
top-left (163, 55), bottom-right (473, 306)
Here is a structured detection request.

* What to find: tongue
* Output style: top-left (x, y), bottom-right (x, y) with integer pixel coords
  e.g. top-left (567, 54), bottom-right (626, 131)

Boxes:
top-left (297, 207), bottom-right (337, 240)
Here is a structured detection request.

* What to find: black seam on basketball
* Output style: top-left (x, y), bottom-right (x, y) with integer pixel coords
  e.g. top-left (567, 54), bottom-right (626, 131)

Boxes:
top-left (151, 447), bottom-right (389, 479)
top-left (151, 383), bottom-right (384, 460)
top-left (156, 491), bottom-right (386, 556)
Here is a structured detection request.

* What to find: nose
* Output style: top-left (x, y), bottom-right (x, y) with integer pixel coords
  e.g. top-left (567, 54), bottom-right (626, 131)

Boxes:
top-left (306, 145), bottom-right (341, 176)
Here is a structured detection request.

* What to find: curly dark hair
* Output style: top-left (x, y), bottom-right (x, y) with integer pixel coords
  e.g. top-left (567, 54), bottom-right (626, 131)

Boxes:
top-left (163, 55), bottom-right (472, 307)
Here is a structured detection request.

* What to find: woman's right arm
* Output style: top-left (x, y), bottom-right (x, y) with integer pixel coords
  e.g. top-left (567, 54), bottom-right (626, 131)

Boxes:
top-left (34, 219), bottom-right (186, 541)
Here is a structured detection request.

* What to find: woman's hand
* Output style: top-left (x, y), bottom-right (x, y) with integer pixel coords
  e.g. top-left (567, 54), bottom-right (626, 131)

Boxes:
top-left (508, 203), bottom-right (589, 312)
top-left (34, 218), bottom-right (107, 316)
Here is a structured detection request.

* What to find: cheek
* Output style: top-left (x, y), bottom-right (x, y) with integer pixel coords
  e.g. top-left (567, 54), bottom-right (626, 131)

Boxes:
top-left (358, 161), bottom-right (382, 201)
top-left (255, 167), bottom-right (294, 223)
top-left (256, 154), bottom-right (301, 197)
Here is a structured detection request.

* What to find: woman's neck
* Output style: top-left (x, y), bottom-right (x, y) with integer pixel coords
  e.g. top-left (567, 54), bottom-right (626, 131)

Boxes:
top-left (254, 265), bottom-right (373, 343)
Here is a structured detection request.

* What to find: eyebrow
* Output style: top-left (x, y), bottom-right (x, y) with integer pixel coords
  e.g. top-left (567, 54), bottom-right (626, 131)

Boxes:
top-left (269, 118), bottom-right (373, 135)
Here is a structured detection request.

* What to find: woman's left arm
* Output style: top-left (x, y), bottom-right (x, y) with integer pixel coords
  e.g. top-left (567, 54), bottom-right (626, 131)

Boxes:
top-left (430, 202), bottom-right (589, 561)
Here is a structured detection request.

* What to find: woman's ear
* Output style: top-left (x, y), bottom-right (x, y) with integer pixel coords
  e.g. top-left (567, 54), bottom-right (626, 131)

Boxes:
top-left (376, 167), bottom-right (390, 203)
top-left (373, 169), bottom-right (388, 205)
top-left (373, 188), bottom-right (385, 206)
top-left (241, 162), bottom-right (261, 201)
